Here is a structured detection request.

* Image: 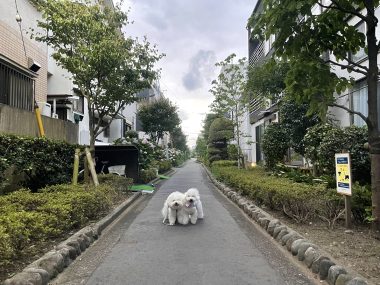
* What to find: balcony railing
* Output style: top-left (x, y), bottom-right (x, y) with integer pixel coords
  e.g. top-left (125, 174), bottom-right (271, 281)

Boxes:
top-left (249, 41), bottom-right (264, 66)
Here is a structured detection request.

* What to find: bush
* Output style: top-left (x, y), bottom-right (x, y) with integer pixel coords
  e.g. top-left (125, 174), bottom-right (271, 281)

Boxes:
top-left (157, 160), bottom-right (172, 173)
top-left (210, 163), bottom-right (343, 225)
top-left (0, 134), bottom-right (81, 193)
top-left (304, 124), bottom-right (370, 184)
top-left (262, 123), bottom-right (290, 169)
top-left (98, 174), bottom-right (133, 193)
top-left (0, 183), bottom-right (123, 266)
top-left (139, 168), bottom-right (157, 183)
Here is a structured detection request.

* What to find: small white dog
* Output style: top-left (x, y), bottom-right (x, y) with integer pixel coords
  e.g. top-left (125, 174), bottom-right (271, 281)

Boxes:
top-left (177, 188), bottom-right (204, 225)
top-left (161, 191), bottom-right (185, 225)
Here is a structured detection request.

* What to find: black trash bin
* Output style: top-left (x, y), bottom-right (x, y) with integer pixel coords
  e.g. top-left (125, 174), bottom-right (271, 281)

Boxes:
top-left (94, 145), bottom-right (139, 182)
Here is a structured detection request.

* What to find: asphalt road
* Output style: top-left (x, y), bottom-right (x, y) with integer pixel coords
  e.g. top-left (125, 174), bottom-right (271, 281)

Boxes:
top-left (51, 160), bottom-right (317, 285)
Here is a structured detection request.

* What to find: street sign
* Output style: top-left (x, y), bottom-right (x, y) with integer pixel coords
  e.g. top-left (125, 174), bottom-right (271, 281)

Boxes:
top-left (335, 153), bottom-right (352, 196)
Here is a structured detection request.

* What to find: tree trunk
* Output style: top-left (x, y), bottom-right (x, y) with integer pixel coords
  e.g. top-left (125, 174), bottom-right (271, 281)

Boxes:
top-left (88, 101), bottom-right (96, 157)
top-left (366, 6), bottom-right (380, 231)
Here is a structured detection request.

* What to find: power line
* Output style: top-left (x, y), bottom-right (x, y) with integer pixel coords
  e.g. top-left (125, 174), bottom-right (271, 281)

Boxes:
top-left (14, 0), bottom-right (28, 59)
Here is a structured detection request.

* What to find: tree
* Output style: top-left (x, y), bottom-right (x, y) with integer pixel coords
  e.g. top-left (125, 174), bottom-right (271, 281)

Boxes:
top-left (210, 54), bottom-right (249, 168)
top-left (249, 0), bottom-right (380, 230)
top-left (262, 123), bottom-right (290, 169)
top-left (207, 117), bottom-right (234, 163)
top-left (33, 0), bottom-right (162, 152)
top-left (138, 98), bottom-right (180, 143)
top-left (171, 127), bottom-right (189, 153)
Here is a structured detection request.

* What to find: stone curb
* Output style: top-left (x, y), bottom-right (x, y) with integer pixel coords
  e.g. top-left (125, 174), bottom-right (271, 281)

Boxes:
top-left (4, 192), bottom-right (142, 285)
top-left (203, 165), bottom-right (370, 285)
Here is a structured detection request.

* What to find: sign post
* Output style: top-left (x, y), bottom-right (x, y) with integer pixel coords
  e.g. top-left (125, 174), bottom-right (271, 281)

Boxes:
top-left (335, 153), bottom-right (352, 228)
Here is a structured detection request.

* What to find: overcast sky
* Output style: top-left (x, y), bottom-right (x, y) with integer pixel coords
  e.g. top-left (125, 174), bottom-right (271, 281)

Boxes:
top-left (121, 0), bottom-right (255, 148)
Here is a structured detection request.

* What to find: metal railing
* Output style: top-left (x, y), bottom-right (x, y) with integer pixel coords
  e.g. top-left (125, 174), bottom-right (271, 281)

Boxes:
top-left (0, 62), bottom-right (34, 111)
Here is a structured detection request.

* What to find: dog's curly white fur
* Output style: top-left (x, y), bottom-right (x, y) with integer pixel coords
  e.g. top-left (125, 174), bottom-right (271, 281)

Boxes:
top-left (161, 191), bottom-right (185, 225)
top-left (177, 188), bottom-right (203, 225)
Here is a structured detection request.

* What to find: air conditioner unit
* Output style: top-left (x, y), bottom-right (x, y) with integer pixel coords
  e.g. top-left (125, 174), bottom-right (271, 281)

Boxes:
top-left (37, 102), bottom-right (52, 117)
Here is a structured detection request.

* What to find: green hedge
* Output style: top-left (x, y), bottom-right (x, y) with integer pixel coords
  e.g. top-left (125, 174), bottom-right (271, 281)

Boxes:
top-left (210, 163), bottom-right (366, 226)
top-left (0, 134), bottom-right (81, 193)
top-left (0, 180), bottom-right (127, 266)
top-left (139, 168), bottom-right (157, 183)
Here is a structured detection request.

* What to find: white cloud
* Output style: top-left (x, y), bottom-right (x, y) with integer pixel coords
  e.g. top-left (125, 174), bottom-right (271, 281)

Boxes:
top-left (121, 0), bottom-right (255, 147)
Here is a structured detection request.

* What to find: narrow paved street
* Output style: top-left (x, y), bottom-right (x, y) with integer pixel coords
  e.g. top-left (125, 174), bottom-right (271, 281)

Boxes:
top-left (52, 160), bottom-right (317, 285)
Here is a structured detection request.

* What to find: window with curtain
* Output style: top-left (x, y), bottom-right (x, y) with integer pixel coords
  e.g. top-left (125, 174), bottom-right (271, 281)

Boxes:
top-left (351, 81), bottom-right (368, 127)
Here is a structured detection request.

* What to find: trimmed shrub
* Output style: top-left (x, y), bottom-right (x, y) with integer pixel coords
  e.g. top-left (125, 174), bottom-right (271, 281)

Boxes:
top-left (98, 174), bottom-right (133, 193)
top-left (0, 134), bottom-right (81, 193)
top-left (139, 168), bottom-right (157, 183)
top-left (210, 164), bottom-right (342, 225)
top-left (0, 183), bottom-right (124, 266)
top-left (157, 160), bottom-right (172, 173)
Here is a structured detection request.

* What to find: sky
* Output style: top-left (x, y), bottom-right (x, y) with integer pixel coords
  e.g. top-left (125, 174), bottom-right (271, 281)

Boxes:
top-left (121, 0), bottom-right (255, 148)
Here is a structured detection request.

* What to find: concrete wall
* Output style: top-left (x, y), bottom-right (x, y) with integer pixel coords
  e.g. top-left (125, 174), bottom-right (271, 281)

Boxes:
top-left (0, 104), bottom-right (78, 143)
top-left (0, 0), bottom-right (48, 103)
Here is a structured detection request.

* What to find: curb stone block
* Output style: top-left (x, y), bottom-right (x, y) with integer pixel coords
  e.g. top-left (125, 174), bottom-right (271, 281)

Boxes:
top-left (258, 217), bottom-right (271, 230)
top-left (304, 247), bottom-right (320, 268)
top-left (336, 274), bottom-right (354, 285)
top-left (273, 225), bottom-right (287, 239)
top-left (319, 259), bottom-right (336, 280)
top-left (311, 256), bottom-right (330, 274)
top-left (280, 231), bottom-right (296, 246)
top-left (267, 219), bottom-right (281, 236)
top-left (297, 242), bottom-right (317, 261)
top-left (286, 236), bottom-right (303, 251)
top-left (346, 277), bottom-right (368, 285)
top-left (65, 239), bottom-right (81, 255)
top-left (4, 271), bottom-right (42, 285)
top-left (56, 247), bottom-right (71, 267)
top-left (327, 265), bottom-right (347, 285)
top-left (23, 268), bottom-right (49, 285)
top-left (56, 244), bottom-right (77, 260)
top-left (74, 235), bottom-right (87, 251)
top-left (275, 228), bottom-right (289, 242)
top-left (35, 251), bottom-right (65, 278)
top-left (291, 239), bottom-right (308, 256)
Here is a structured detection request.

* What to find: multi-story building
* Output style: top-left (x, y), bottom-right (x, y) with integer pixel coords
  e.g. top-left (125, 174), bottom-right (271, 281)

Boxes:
top-left (0, 0), bottom-right (78, 143)
top-left (246, 0), bottom-right (278, 166)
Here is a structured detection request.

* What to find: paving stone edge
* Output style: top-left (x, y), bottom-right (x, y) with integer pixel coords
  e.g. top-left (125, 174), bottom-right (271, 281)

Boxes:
top-left (203, 165), bottom-right (371, 285)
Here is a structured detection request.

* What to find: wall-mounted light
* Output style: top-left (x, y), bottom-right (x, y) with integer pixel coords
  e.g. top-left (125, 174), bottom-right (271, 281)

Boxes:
top-left (28, 57), bottom-right (41, 72)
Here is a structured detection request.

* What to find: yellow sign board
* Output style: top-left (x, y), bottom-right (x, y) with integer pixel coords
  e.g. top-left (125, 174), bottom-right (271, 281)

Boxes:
top-left (335, 153), bottom-right (352, 196)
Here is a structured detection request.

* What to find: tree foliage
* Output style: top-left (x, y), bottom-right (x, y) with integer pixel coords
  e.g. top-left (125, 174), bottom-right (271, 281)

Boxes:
top-left (33, 0), bottom-right (162, 150)
top-left (248, 0), bottom-right (380, 230)
top-left (171, 127), bottom-right (189, 153)
top-left (207, 117), bottom-right (234, 163)
top-left (210, 54), bottom-right (249, 167)
top-left (138, 98), bottom-right (180, 143)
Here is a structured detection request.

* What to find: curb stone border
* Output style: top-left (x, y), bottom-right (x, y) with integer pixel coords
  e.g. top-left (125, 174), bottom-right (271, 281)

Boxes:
top-left (3, 167), bottom-right (177, 285)
top-left (203, 165), bottom-right (371, 285)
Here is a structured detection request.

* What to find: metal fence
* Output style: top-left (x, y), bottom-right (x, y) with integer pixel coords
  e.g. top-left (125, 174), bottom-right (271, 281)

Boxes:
top-left (0, 61), bottom-right (34, 112)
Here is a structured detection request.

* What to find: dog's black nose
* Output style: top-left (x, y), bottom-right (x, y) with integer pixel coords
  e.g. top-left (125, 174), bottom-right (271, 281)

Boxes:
top-left (174, 202), bottom-right (178, 206)
top-left (189, 199), bottom-right (193, 203)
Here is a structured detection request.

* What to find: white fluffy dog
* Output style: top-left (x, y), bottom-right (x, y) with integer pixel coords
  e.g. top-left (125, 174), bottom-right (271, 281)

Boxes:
top-left (176, 188), bottom-right (204, 225)
top-left (161, 191), bottom-right (185, 225)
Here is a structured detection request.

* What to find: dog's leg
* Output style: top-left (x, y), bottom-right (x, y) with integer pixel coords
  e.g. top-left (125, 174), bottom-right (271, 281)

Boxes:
top-left (162, 204), bottom-right (168, 224)
top-left (177, 209), bottom-right (189, 225)
top-left (168, 208), bottom-right (176, 226)
top-left (190, 209), bottom-right (198, 224)
top-left (196, 201), bottom-right (204, 219)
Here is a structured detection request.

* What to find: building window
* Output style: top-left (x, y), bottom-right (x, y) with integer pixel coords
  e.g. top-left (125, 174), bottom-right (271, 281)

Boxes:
top-left (73, 95), bottom-right (84, 114)
top-left (0, 60), bottom-right (34, 111)
top-left (351, 80), bottom-right (368, 127)
top-left (349, 22), bottom-right (366, 62)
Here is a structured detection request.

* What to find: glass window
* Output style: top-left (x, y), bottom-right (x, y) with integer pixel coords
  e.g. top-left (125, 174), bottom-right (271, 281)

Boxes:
top-left (350, 22), bottom-right (366, 62)
top-left (351, 81), bottom-right (368, 127)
